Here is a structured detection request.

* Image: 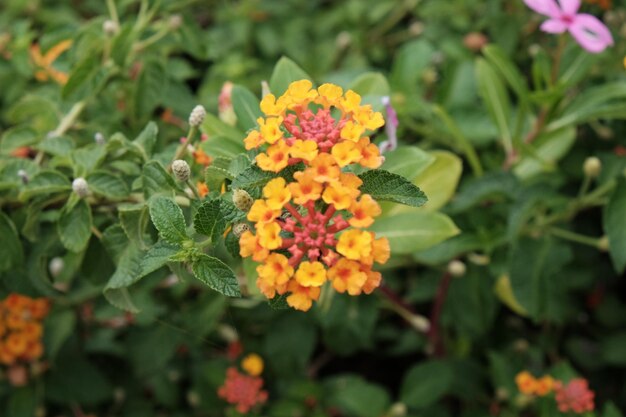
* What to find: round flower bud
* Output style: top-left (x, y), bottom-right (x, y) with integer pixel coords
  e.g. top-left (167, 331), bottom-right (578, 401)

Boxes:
top-left (336, 31), bottom-right (352, 49)
top-left (49, 257), bottom-right (64, 278)
top-left (598, 235), bottom-right (610, 252)
top-left (583, 156), bottom-right (602, 178)
top-left (232, 189), bottom-right (253, 212)
top-left (103, 19), bottom-right (119, 36)
top-left (168, 14), bottom-right (183, 30)
top-left (72, 177), bottom-right (89, 198)
top-left (409, 21), bottom-right (424, 36)
top-left (17, 169), bottom-right (29, 184)
top-left (172, 159), bottom-right (191, 182)
top-left (447, 260), bottom-right (466, 278)
top-left (463, 32), bottom-right (488, 52)
top-left (232, 222), bottom-right (251, 238)
top-left (94, 132), bottom-right (105, 145)
top-left (389, 402), bottom-right (407, 417)
top-left (187, 391), bottom-right (200, 408)
top-left (188, 105), bottom-right (206, 127)
top-left (113, 387), bottom-right (126, 403)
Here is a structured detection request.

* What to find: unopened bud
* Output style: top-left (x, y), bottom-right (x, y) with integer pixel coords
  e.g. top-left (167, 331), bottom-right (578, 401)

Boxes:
top-left (169, 14), bottom-right (183, 30)
top-left (496, 387), bottom-right (509, 401)
top-left (217, 324), bottom-right (239, 343)
top-left (188, 105), bottom-right (206, 127)
top-left (389, 402), bottom-right (407, 417)
top-left (232, 189), bottom-right (253, 212)
top-left (583, 156), bottom-right (602, 178)
top-left (513, 338), bottom-right (529, 353)
top-left (468, 252), bottom-right (490, 265)
top-left (72, 177), bottom-right (89, 198)
top-left (113, 387), bottom-right (126, 403)
top-left (17, 169), bottom-right (29, 184)
top-left (187, 391), bottom-right (200, 407)
top-left (421, 68), bottom-right (438, 85)
top-left (336, 31), bottom-right (351, 49)
top-left (103, 19), bottom-right (119, 36)
top-left (463, 32), bottom-right (488, 52)
top-left (514, 393), bottom-right (534, 408)
top-left (447, 260), bottom-right (466, 277)
top-left (172, 160), bottom-right (191, 182)
top-left (598, 235), bottom-right (610, 252)
top-left (49, 257), bottom-right (64, 278)
top-left (408, 21), bottom-right (424, 36)
top-left (528, 44), bottom-right (541, 57)
top-left (94, 132), bottom-right (105, 145)
top-left (35, 406), bottom-right (46, 417)
top-left (233, 222), bottom-right (251, 237)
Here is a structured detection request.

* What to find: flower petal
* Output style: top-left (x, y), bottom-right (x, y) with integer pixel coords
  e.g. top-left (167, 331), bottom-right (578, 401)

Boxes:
top-left (569, 14), bottom-right (614, 53)
top-left (557, 0), bottom-right (581, 15)
top-left (541, 19), bottom-right (569, 33)
top-left (524, 0), bottom-right (561, 17)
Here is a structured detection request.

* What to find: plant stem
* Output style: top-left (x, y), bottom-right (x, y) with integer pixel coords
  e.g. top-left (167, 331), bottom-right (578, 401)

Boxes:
top-left (186, 179), bottom-right (201, 200)
top-left (35, 101), bottom-right (87, 165)
top-left (378, 284), bottom-right (429, 333)
top-left (427, 271), bottom-right (453, 357)
top-left (171, 126), bottom-right (198, 164)
top-left (548, 227), bottom-right (601, 248)
top-left (106, 0), bottom-right (119, 24)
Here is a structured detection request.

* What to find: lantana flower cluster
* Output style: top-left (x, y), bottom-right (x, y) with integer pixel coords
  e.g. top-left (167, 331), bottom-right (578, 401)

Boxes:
top-left (239, 80), bottom-right (390, 311)
top-left (0, 294), bottom-right (50, 365)
top-left (218, 352), bottom-right (268, 413)
top-left (515, 371), bottom-right (595, 414)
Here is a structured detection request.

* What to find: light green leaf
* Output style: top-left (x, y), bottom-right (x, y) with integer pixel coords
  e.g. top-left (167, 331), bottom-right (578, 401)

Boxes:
top-left (86, 171), bottom-right (129, 199)
top-left (482, 44), bottom-right (529, 102)
top-left (231, 85), bottom-right (262, 132)
top-left (142, 160), bottom-right (177, 198)
top-left (358, 169), bottom-right (427, 207)
top-left (140, 240), bottom-right (180, 277)
top-left (369, 212), bottom-right (460, 254)
top-left (118, 204), bottom-right (150, 249)
top-left (62, 54), bottom-right (99, 99)
top-left (72, 144), bottom-right (107, 176)
top-left (603, 180), bottom-right (626, 274)
top-left (132, 121), bottom-right (158, 160)
top-left (380, 146), bottom-right (435, 179)
top-left (0, 126), bottom-right (38, 153)
top-left (148, 196), bottom-right (188, 244)
top-left (35, 135), bottom-right (75, 156)
top-left (476, 58), bottom-right (512, 148)
top-left (513, 127), bottom-right (576, 179)
top-left (0, 212), bottom-right (24, 272)
top-left (19, 170), bottom-right (71, 200)
top-left (409, 150), bottom-right (462, 212)
top-left (194, 199), bottom-right (227, 242)
top-left (103, 244), bottom-right (144, 313)
top-left (269, 57), bottom-right (312, 96)
top-left (200, 112), bottom-right (243, 142)
top-left (58, 199), bottom-right (92, 253)
top-left (191, 254), bottom-right (241, 297)
top-left (400, 361), bottom-right (454, 408)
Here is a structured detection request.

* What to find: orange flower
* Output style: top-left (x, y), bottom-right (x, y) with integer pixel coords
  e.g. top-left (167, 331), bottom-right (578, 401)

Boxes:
top-left (307, 153), bottom-right (341, 183)
top-left (349, 194), bottom-right (381, 228)
top-left (294, 261), bottom-right (327, 287)
top-left (515, 371), bottom-right (537, 395)
top-left (535, 375), bottom-right (555, 396)
top-left (241, 353), bottom-right (264, 377)
top-left (290, 139), bottom-right (318, 162)
top-left (289, 172), bottom-right (323, 205)
top-left (286, 281), bottom-right (321, 311)
top-left (328, 258), bottom-right (367, 295)
top-left (29, 40), bottom-right (72, 85)
top-left (256, 222), bottom-right (282, 250)
top-left (244, 130), bottom-right (264, 150)
top-left (248, 200), bottom-right (281, 224)
top-left (263, 178), bottom-right (291, 210)
top-left (194, 148), bottom-right (213, 166)
top-left (256, 141), bottom-right (290, 173)
top-left (197, 181), bottom-right (209, 198)
top-left (337, 230), bottom-right (373, 261)
top-left (331, 140), bottom-right (361, 167)
top-left (239, 231), bottom-right (269, 262)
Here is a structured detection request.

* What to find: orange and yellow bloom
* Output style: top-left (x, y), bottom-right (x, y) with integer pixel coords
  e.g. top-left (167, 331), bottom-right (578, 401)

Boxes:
top-left (0, 294), bottom-right (50, 366)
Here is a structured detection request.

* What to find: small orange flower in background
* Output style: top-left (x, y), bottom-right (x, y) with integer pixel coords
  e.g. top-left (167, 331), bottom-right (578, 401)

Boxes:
top-left (555, 378), bottom-right (595, 414)
top-left (218, 352), bottom-right (268, 413)
top-left (239, 80), bottom-right (390, 311)
top-left (197, 181), bottom-right (209, 198)
top-left (585, 0), bottom-right (611, 9)
top-left (515, 371), bottom-right (554, 396)
top-left (241, 353), bottom-right (264, 377)
top-left (0, 293), bottom-right (50, 366)
top-left (193, 148), bottom-right (213, 167)
top-left (29, 40), bottom-right (72, 85)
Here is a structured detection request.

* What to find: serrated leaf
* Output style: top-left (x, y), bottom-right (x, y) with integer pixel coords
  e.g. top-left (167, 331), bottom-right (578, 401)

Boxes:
top-left (0, 126), bottom-right (38, 153)
top-left (148, 196), bottom-right (188, 244)
top-left (103, 244), bottom-right (144, 313)
top-left (20, 170), bottom-right (71, 200)
top-left (62, 54), bottom-right (99, 99)
top-left (35, 135), bottom-right (75, 156)
top-left (86, 171), bottom-right (129, 199)
top-left (269, 57), bottom-right (312, 96)
top-left (205, 165), bottom-right (234, 191)
top-left (268, 293), bottom-right (290, 309)
top-left (58, 199), bottom-right (92, 253)
top-left (603, 180), bottom-right (626, 274)
top-left (191, 254), bottom-right (241, 297)
top-left (72, 144), bottom-right (107, 176)
top-left (369, 212), bottom-right (460, 254)
top-left (194, 199), bottom-right (227, 242)
top-left (358, 169), bottom-right (427, 207)
top-left (224, 231), bottom-right (242, 259)
top-left (140, 240), bottom-right (181, 277)
top-left (0, 212), bottom-right (24, 272)
top-left (119, 204), bottom-right (150, 249)
top-left (231, 85), bottom-right (263, 132)
top-left (142, 160), bottom-right (177, 198)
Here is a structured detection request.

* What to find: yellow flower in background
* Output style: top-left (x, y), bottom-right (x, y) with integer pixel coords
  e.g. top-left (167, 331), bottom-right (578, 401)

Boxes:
top-left (241, 353), bottom-right (264, 377)
top-left (29, 40), bottom-right (72, 85)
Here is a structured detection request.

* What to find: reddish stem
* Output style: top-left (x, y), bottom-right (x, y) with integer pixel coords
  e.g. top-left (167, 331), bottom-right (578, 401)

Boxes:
top-left (427, 271), bottom-right (453, 357)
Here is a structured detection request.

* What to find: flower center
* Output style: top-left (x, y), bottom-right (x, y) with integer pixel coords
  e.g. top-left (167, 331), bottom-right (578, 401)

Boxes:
top-left (283, 108), bottom-right (346, 152)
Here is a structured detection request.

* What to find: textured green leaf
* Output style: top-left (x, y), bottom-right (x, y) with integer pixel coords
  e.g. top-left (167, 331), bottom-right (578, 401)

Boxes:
top-left (142, 160), bottom-right (177, 198)
top-left (20, 170), bottom-right (71, 200)
top-left (35, 135), bottom-right (75, 156)
top-left (231, 85), bottom-right (262, 132)
top-left (103, 244), bottom-right (144, 313)
top-left (140, 240), bottom-right (180, 277)
top-left (118, 204), bottom-right (150, 249)
top-left (205, 164), bottom-right (234, 191)
top-left (58, 199), bottom-right (92, 253)
top-left (191, 254), bottom-right (241, 297)
top-left (86, 171), bottom-right (129, 199)
top-left (326, 375), bottom-right (390, 417)
top-left (358, 169), bottom-right (427, 207)
top-left (400, 361), bottom-right (454, 408)
top-left (268, 293), bottom-right (290, 309)
top-left (135, 62), bottom-right (166, 119)
top-left (0, 212), bottom-right (24, 272)
top-left (0, 125), bottom-right (38, 153)
top-left (62, 54), bottom-right (99, 99)
top-left (269, 57), bottom-right (312, 96)
top-left (369, 212), bottom-right (460, 254)
top-left (148, 196), bottom-right (188, 244)
top-left (132, 121), bottom-right (158, 160)
top-left (194, 198), bottom-right (227, 242)
top-left (72, 144), bottom-right (107, 176)
top-left (380, 146), bottom-right (435, 180)
top-left (604, 180), bottom-right (626, 274)
top-left (232, 163), bottom-right (302, 190)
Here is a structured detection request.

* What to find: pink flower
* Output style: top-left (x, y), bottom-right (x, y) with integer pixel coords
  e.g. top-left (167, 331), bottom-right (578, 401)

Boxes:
top-left (524, 0), bottom-right (614, 53)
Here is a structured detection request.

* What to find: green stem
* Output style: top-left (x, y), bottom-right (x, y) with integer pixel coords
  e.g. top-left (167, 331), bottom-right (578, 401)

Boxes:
top-left (577, 175), bottom-right (592, 199)
top-left (133, 26), bottom-right (170, 52)
top-left (549, 227), bottom-right (601, 248)
top-left (171, 125), bottom-right (198, 163)
top-left (106, 0), bottom-right (119, 23)
top-left (186, 179), bottom-right (201, 200)
top-left (35, 101), bottom-right (87, 165)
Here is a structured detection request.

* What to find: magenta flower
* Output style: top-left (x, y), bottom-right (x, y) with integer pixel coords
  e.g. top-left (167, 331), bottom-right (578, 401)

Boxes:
top-left (524, 0), bottom-right (614, 53)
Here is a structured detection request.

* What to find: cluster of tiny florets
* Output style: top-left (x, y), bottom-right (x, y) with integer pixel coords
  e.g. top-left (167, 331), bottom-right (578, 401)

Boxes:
top-left (515, 371), bottom-right (595, 414)
top-left (0, 294), bottom-right (50, 365)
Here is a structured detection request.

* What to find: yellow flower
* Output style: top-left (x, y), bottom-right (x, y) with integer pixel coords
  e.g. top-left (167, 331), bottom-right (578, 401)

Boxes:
top-left (244, 130), bottom-right (264, 150)
top-left (307, 153), bottom-right (341, 183)
top-left (295, 261), bottom-right (327, 287)
top-left (331, 140), bottom-right (361, 167)
top-left (337, 230), bottom-right (373, 261)
top-left (356, 137), bottom-right (383, 168)
top-left (260, 94), bottom-right (286, 116)
top-left (256, 141), bottom-right (290, 173)
top-left (316, 83), bottom-right (343, 108)
top-left (290, 139), bottom-right (319, 162)
top-left (258, 116), bottom-right (283, 145)
top-left (348, 194), bottom-right (381, 228)
top-left (340, 120), bottom-right (365, 143)
top-left (289, 172), bottom-right (323, 205)
top-left (339, 90), bottom-right (362, 114)
top-left (328, 258), bottom-right (367, 295)
top-left (256, 222), bottom-right (282, 250)
top-left (241, 353), bottom-right (264, 377)
top-left (286, 281), bottom-right (321, 311)
top-left (515, 371), bottom-right (537, 395)
top-left (239, 231), bottom-right (269, 262)
top-left (247, 200), bottom-right (281, 224)
top-left (263, 178), bottom-right (292, 210)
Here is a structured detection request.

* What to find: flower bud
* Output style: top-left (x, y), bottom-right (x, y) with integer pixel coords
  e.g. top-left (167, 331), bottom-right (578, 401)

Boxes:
top-left (49, 257), bottom-right (64, 278)
top-left (188, 105), bottom-right (206, 127)
top-left (17, 169), bottom-right (29, 184)
top-left (232, 189), bottom-right (253, 212)
top-left (167, 369), bottom-right (181, 382)
top-left (463, 32), bottom-right (488, 52)
top-left (336, 31), bottom-right (352, 49)
top-left (598, 235), bottom-right (610, 252)
top-left (168, 14), bottom-right (183, 30)
top-left (409, 21), bottom-right (424, 36)
top-left (468, 252), bottom-right (490, 265)
top-left (233, 222), bottom-right (251, 238)
top-left (187, 390), bottom-right (200, 407)
top-left (447, 260), bottom-right (466, 278)
top-left (103, 19), bottom-right (119, 36)
top-left (94, 132), bottom-right (105, 145)
top-left (389, 402), bottom-right (407, 417)
top-left (172, 159), bottom-right (191, 182)
top-left (72, 177), bottom-right (89, 198)
top-left (113, 387), bottom-right (126, 403)
top-left (583, 156), bottom-right (602, 178)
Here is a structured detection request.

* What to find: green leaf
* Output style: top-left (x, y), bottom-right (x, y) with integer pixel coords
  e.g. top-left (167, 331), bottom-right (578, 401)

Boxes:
top-left (348, 72), bottom-right (390, 109)
top-left (43, 310), bottom-right (76, 359)
top-left (231, 163), bottom-right (303, 190)
top-left (6, 386), bottom-right (37, 417)
top-left (358, 169), bottom-right (427, 207)
top-left (205, 164), bottom-right (234, 191)
top-left (231, 84), bottom-right (263, 132)
top-left (268, 293), bottom-right (290, 309)
top-left (200, 112), bottom-right (243, 142)
top-left (142, 160), bottom-right (177, 198)
top-left (514, 127), bottom-right (576, 179)
top-left (476, 58), bottom-right (512, 148)
top-left (400, 360), bottom-right (454, 408)
top-left (86, 171), bottom-right (129, 199)
top-left (62, 54), bottom-right (99, 99)
top-left (194, 199), bottom-right (227, 242)
top-left (0, 212), bottom-right (24, 272)
top-left (390, 39), bottom-right (434, 90)
top-left (482, 44), bottom-right (529, 102)
top-left (326, 375), bottom-right (390, 417)
top-left (103, 244), bottom-right (144, 313)
top-left (269, 57), bottom-right (312, 96)
top-left (407, 150), bottom-right (462, 212)
top-left (148, 196), bottom-right (189, 245)
top-left (602, 403), bottom-right (624, 417)
top-left (140, 240), bottom-right (180, 277)
top-left (58, 199), bottom-right (92, 253)
top-left (0, 125), bottom-right (38, 153)
top-left (35, 135), bottom-right (75, 156)
top-left (72, 144), bottom-right (107, 176)
top-left (45, 356), bottom-right (112, 404)
top-left (132, 121), bottom-right (158, 160)
top-left (448, 172), bottom-right (519, 214)
top-left (601, 332), bottom-right (626, 366)
top-left (191, 254), bottom-right (241, 297)
top-left (604, 180), bottom-right (626, 274)
top-left (118, 203), bottom-right (150, 249)
top-left (134, 62), bottom-right (166, 119)
top-left (19, 170), bottom-right (71, 200)
top-left (369, 212), bottom-right (460, 254)
top-left (380, 145), bottom-right (435, 179)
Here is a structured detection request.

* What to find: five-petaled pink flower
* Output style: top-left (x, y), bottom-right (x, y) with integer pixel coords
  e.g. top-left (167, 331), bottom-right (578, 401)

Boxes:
top-left (524, 0), bottom-right (614, 53)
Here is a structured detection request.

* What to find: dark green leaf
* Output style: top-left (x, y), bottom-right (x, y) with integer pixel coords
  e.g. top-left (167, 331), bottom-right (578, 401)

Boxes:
top-left (400, 360), bottom-right (454, 408)
top-left (148, 196), bottom-right (189, 244)
top-left (0, 212), bottom-right (24, 272)
top-left (86, 171), bottom-right (129, 199)
top-left (358, 169), bottom-right (427, 207)
top-left (603, 180), bottom-right (626, 274)
top-left (191, 254), bottom-right (240, 297)
top-left (132, 121), bottom-right (158, 160)
top-left (142, 160), bottom-right (177, 198)
top-left (140, 240), bottom-right (180, 277)
top-left (194, 199), bottom-right (227, 242)
top-left (231, 84), bottom-right (263, 132)
top-left (20, 170), bottom-right (71, 200)
top-left (58, 199), bottom-right (92, 253)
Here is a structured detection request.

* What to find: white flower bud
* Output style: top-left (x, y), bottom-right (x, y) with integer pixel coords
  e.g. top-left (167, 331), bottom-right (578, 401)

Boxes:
top-left (447, 260), bottom-right (466, 278)
top-left (336, 31), bottom-right (352, 49)
top-left (409, 21), bottom-right (424, 36)
top-left (598, 235), bottom-right (610, 252)
top-left (389, 403), bottom-right (407, 417)
top-left (167, 369), bottom-right (181, 382)
top-left (232, 222), bottom-right (251, 237)
top-left (72, 177), bottom-right (89, 198)
top-left (49, 257), bottom-right (64, 278)
top-left (17, 169), bottom-right (29, 184)
top-left (187, 391), bottom-right (200, 407)
top-left (103, 19), bottom-right (119, 36)
top-left (188, 105), bottom-right (206, 127)
top-left (583, 156), bottom-right (602, 178)
top-left (172, 159), bottom-right (191, 182)
top-left (94, 132), bottom-right (105, 145)
top-left (232, 189), bottom-right (253, 212)
top-left (169, 14), bottom-right (183, 30)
